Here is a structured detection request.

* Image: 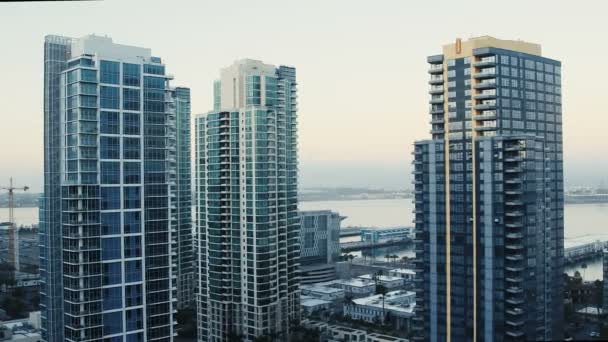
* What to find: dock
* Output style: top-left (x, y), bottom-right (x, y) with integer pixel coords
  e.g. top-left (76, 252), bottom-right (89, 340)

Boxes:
top-left (340, 237), bottom-right (411, 252)
top-left (565, 239), bottom-right (608, 264)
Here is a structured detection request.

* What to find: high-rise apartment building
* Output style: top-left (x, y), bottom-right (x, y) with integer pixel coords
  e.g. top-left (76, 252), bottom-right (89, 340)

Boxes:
top-left (413, 37), bottom-right (563, 342)
top-left (195, 59), bottom-right (300, 341)
top-left (173, 87), bottom-right (194, 309)
top-left (41, 34), bottom-right (189, 342)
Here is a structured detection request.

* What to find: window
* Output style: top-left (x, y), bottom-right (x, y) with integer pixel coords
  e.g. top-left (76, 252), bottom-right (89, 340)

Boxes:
top-left (123, 63), bottom-right (140, 86)
top-left (123, 137), bottom-right (140, 159)
top-left (100, 136), bottom-right (120, 159)
top-left (103, 312), bottom-right (123, 336)
top-left (100, 162), bottom-right (120, 184)
top-left (124, 211), bottom-right (141, 233)
top-left (144, 76), bottom-right (165, 89)
top-left (101, 212), bottom-right (121, 235)
top-left (100, 86), bottom-right (119, 109)
top-left (124, 162), bottom-right (140, 184)
top-left (80, 83), bottom-right (97, 95)
top-left (125, 260), bottom-right (142, 283)
top-left (123, 113), bottom-right (140, 135)
top-left (126, 309), bottom-right (143, 331)
top-left (127, 333), bottom-right (143, 342)
top-left (103, 287), bottom-right (122, 310)
top-left (102, 239), bottom-right (122, 261)
top-left (81, 69), bottom-right (97, 82)
top-left (101, 186), bottom-right (120, 210)
top-left (100, 60), bottom-right (120, 84)
top-left (124, 186), bottom-right (141, 209)
top-left (144, 64), bottom-right (165, 75)
top-left (100, 111), bottom-right (119, 134)
top-left (124, 236), bottom-right (141, 258)
top-left (123, 88), bottom-right (140, 111)
top-left (125, 284), bottom-right (142, 307)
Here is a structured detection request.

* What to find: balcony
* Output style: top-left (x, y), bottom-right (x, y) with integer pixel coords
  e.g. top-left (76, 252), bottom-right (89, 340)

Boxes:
top-left (474, 113), bottom-right (496, 121)
top-left (505, 222), bottom-right (523, 228)
top-left (474, 125), bottom-right (496, 132)
top-left (430, 117), bottom-right (445, 124)
top-left (474, 69), bottom-right (496, 79)
top-left (505, 200), bottom-right (523, 206)
top-left (505, 251), bottom-right (523, 258)
top-left (506, 330), bottom-right (525, 338)
top-left (506, 320), bottom-right (524, 327)
top-left (429, 96), bottom-right (444, 104)
top-left (505, 155), bottom-right (523, 163)
top-left (474, 81), bottom-right (496, 89)
top-left (507, 233), bottom-right (524, 239)
top-left (429, 86), bottom-right (444, 95)
top-left (474, 102), bottom-right (496, 111)
top-left (429, 76), bottom-right (444, 85)
top-left (506, 277), bottom-right (523, 283)
top-left (506, 287), bottom-right (524, 295)
top-left (431, 128), bottom-right (445, 135)
top-left (475, 57), bottom-right (497, 67)
top-left (507, 308), bottom-right (524, 316)
top-left (505, 244), bottom-right (523, 251)
top-left (474, 92), bottom-right (497, 100)
top-left (428, 65), bottom-right (443, 74)
top-left (505, 167), bottom-right (523, 173)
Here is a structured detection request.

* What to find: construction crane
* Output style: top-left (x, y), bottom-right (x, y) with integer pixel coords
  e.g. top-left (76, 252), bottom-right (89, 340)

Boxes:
top-left (1, 177), bottom-right (29, 273)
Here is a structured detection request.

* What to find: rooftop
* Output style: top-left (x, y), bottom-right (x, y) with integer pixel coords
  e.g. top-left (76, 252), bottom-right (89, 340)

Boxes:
top-left (442, 36), bottom-right (542, 59)
top-left (301, 284), bottom-right (344, 294)
top-left (358, 274), bottom-right (404, 282)
top-left (389, 268), bottom-right (416, 275)
top-left (328, 278), bottom-right (375, 288)
top-left (301, 298), bottom-right (332, 308)
top-left (352, 290), bottom-right (416, 315)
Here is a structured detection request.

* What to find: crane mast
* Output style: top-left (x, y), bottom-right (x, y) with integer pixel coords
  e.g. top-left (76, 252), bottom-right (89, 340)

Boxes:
top-left (1, 177), bottom-right (29, 273)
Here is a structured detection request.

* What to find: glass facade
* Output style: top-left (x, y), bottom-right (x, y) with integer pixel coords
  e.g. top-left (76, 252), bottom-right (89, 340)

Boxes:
top-left (42, 35), bottom-right (186, 342)
top-left (174, 87), bottom-right (194, 309)
top-left (195, 60), bottom-right (300, 341)
top-left (414, 38), bottom-right (563, 342)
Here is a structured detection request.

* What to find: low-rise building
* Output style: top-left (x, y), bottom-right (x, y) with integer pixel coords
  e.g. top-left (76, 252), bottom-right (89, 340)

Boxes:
top-left (0, 312), bottom-right (41, 341)
top-left (387, 269), bottom-right (415, 282)
top-left (366, 333), bottom-right (409, 342)
top-left (301, 284), bottom-right (345, 301)
top-left (357, 274), bottom-right (405, 289)
top-left (344, 290), bottom-right (415, 330)
top-left (325, 325), bottom-right (367, 342)
top-left (301, 297), bottom-right (333, 316)
top-left (325, 279), bottom-right (376, 297)
top-left (299, 320), bottom-right (409, 342)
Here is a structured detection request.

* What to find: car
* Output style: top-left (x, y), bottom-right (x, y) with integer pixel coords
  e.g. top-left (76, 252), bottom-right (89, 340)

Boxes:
top-left (589, 331), bottom-right (599, 337)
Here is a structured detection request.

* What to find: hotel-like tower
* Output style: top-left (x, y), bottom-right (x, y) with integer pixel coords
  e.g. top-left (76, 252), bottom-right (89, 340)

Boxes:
top-left (41, 34), bottom-right (189, 341)
top-left (413, 37), bottom-right (563, 342)
top-left (195, 59), bottom-right (300, 341)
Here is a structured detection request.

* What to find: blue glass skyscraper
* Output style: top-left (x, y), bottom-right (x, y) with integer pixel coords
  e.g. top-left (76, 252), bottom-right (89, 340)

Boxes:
top-left (41, 34), bottom-right (189, 342)
top-left (195, 59), bottom-right (300, 341)
top-left (413, 37), bottom-right (563, 342)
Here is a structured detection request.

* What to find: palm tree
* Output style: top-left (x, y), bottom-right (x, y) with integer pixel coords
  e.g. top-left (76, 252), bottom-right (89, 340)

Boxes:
top-left (401, 256), bottom-right (409, 267)
top-left (375, 283), bottom-right (388, 324)
top-left (391, 254), bottom-right (399, 266)
top-left (385, 254), bottom-right (391, 264)
top-left (582, 263), bottom-right (588, 314)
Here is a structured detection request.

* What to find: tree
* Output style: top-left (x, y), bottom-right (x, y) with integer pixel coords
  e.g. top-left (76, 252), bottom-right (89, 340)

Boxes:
top-left (401, 256), bottom-right (409, 267)
top-left (391, 254), bottom-right (399, 266)
top-left (375, 284), bottom-right (388, 324)
top-left (385, 254), bottom-right (391, 263)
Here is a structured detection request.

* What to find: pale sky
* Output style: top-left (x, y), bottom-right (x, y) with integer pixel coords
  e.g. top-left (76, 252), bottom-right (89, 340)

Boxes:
top-left (1, 0), bottom-right (607, 192)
